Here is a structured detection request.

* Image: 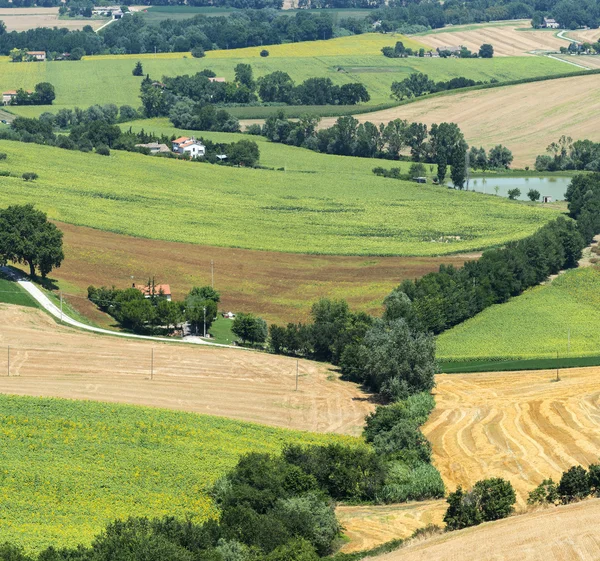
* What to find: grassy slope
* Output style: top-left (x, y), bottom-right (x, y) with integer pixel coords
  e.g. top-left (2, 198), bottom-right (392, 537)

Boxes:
top-left (0, 33), bottom-right (575, 118)
top-left (0, 139), bottom-right (559, 256)
top-left (437, 266), bottom-right (600, 362)
top-left (0, 394), bottom-right (353, 553)
top-left (0, 276), bottom-right (37, 307)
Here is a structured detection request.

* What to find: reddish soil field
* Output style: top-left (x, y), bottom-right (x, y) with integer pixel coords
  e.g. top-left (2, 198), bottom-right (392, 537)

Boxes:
top-left (48, 222), bottom-right (476, 326)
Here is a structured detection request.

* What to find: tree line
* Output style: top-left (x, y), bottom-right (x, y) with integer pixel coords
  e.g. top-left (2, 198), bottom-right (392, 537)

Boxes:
top-left (2, 82), bottom-right (55, 106)
top-left (535, 135), bottom-right (600, 172)
top-left (252, 113), bottom-right (470, 187)
top-left (390, 71), bottom-right (492, 101)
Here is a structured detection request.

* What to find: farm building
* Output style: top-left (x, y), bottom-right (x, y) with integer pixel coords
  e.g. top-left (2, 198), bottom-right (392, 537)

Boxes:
top-left (2, 90), bottom-right (32, 105)
top-left (136, 283), bottom-right (172, 301)
top-left (436, 46), bottom-right (462, 55)
top-left (135, 142), bottom-right (171, 155)
top-left (172, 137), bottom-right (206, 158)
top-left (543, 18), bottom-right (559, 28)
top-left (208, 77), bottom-right (227, 83)
top-left (26, 51), bottom-right (46, 61)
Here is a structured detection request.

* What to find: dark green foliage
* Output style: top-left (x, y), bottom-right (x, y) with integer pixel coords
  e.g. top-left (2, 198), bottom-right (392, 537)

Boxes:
top-left (390, 72), bottom-right (484, 101)
top-left (0, 542), bottom-right (32, 561)
top-left (507, 187), bottom-right (521, 200)
top-left (0, 153), bottom-right (6, 160)
top-left (588, 463), bottom-right (600, 496)
top-left (132, 61), bottom-right (143, 76)
top-left (558, 465), bottom-right (590, 503)
top-left (527, 478), bottom-right (558, 505)
top-left (0, 204), bottom-right (64, 278)
top-left (21, 172), bottom-right (38, 181)
top-left (231, 313), bottom-right (268, 345)
top-left (185, 286), bottom-right (219, 335)
top-left (191, 46), bottom-right (205, 58)
top-left (444, 478), bottom-right (516, 530)
top-left (260, 49), bottom-right (270, 57)
top-left (7, 83), bottom-right (55, 106)
top-left (95, 144), bottom-right (110, 156)
top-left (527, 188), bottom-right (541, 201)
top-left (227, 139), bottom-right (260, 166)
top-left (479, 43), bottom-right (494, 58)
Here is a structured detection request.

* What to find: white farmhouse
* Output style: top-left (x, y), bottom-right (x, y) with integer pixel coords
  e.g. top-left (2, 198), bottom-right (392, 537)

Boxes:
top-left (172, 136), bottom-right (206, 158)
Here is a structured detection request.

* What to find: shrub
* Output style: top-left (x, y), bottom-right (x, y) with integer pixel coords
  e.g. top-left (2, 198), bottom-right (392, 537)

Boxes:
top-left (588, 463), bottom-right (600, 496)
top-left (191, 46), bottom-right (205, 58)
top-left (507, 188), bottom-right (521, 200)
top-left (444, 478), bottom-right (516, 530)
top-left (22, 172), bottom-right (38, 181)
top-left (527, 478), bottom-right (558, 505)
top-left (527, 188), bottom-right (540, 202)
top-left (558, 465), bottom-right (589, 503)
top-left (379, 462), bottom-right (444, 502)
top-left (260, 49), bottom-right (270, 57)
top-left (0, 153), bottom-right (6, 160)
top-left (132, 61), bottom-right (143, 76)
top-left (96, 144), bottom-right (110, 156)
top-left (0, 170), bottom-right (10, 177)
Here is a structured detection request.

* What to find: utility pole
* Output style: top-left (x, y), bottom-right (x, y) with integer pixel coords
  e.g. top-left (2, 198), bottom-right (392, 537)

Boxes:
top-left (295, 360), bottom-right (299, 391)
top-left (203, 306), bottom-right (206, 338)
top-left (211, 260), bottom-right (214, 289)
top-left (150, 348), bottom-right (154, 380)
top-left (556, 350), bottom-right (560, 382)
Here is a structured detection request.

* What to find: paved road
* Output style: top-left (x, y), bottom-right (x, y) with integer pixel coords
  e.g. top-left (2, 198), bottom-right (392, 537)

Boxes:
top-left (1, 267), bottom-right (237, 348)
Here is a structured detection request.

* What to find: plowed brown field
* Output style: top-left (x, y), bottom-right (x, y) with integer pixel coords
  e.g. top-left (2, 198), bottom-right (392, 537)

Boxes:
top-left (425, 368), bottom-right (600, 506)
top-left (0, 305), bottom-right (373, 435)
top-left (372, 499), bottom-right (600, 561)
top-left (44, 222), bottom-right (475, 327)
top-left (321, 74), bottom-right (600, 167)
top-left (418, 21), bottom-right (567, 56)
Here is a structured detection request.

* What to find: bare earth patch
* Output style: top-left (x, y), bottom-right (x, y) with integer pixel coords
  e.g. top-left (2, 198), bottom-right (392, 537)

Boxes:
top-left (0, 305), bottom-right (373, 435)
top-left (320, 74), bottom-right (600, 167)
top-left (417, 21), bottom-right (568, 56)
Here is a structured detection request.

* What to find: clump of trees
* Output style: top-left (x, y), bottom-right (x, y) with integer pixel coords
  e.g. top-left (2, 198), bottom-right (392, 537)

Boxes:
top-left (87, 283), bottom-right (219, 335)
top-left (535, 136), bottom-right (600, 172)
top-left (444, 478), bottom-right (516, 530)
top-left (390, 72), bottom-right (487, 101)
top-left (469, 145), bottom-right (513, 171)
top-left (232, 313), bottom-right (268, 345)
top-left (0, 204), bottom-right (64, 278)
top-left (5, 82), bottom-right (55, 106)
top-left (528, 463), bottom-right (600, 506)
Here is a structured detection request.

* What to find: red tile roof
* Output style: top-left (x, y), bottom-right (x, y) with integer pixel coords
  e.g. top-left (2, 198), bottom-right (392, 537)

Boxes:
top-left (138, 284), bottom-right (171, 296)
top-left (173, 137), bottom-right (190, 144)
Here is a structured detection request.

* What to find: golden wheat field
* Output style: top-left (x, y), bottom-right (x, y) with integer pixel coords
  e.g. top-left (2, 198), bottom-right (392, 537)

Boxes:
top-left (373, 499), bottom-right (600, 561)
top-left (417, 20), bottom-right (568, 56)
top-left (318, 74), bottom-right (600, 166)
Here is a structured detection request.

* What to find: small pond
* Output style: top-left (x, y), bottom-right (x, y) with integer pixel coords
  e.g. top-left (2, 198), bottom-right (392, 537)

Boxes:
top-left (449, 176), bottom-right (573, 201)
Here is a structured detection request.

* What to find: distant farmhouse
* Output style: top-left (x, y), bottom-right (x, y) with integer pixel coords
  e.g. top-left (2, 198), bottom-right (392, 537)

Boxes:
top-left (436, 46), bottom-right (462, 56)
top-left (136, 283), bottom-right (172, 301)
top-left (543, 17), bottom-right (560, 28)
top-left (172, 137), bottom-right (206, 158)
top-left (135, 142), bottom-right (171, 155)
top-left (2, 90), bottom-right (32, 105)
top-left (208, 77), bottom-right (227, 83)
top-left (26, 51), bottom-right (46, 62)
top-left (92, 6), bottom-right (129, 18)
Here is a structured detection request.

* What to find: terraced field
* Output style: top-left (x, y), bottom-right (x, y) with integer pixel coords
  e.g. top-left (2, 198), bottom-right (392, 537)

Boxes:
top-left (417, 20), bottom-right (568, 56)
top-left (0, 139), bottom-right (559, 256)
top-left (318, 74), bottom-right (600, 167)
top-left (0, 33), bottom-right (576, 118)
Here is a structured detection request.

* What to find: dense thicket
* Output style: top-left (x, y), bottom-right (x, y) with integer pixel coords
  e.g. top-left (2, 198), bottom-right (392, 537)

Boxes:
top-left (535, 136), bottom-right (600, 172)
top-left (390, 72), bottom-right (490, 101)
top-left (528, 462), bottom-right (600, 506)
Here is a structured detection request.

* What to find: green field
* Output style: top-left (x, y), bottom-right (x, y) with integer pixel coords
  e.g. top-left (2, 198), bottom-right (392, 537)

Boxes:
top-left (0, 394), bottom-right (352, 553)
top-left (0, 275), bottom-right (37, 307)
top-left (0, 33), bottom-right (577, 118)
top-left (0, 138), bottom-right (559, 255)
top-left (437, 266), bottom-right (600, 363)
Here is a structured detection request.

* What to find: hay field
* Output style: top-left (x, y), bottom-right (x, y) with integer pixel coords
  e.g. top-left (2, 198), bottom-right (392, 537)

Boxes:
top-left (417, 20), bottom-right (568, 56)
top-left (0, 139), bottom-right (559, 256)
top-left (437, 266), bottom-right (600, 363)
top-left (424, 367), bottom-right (600, 506)
top-left (0, 305), bottom-right (373, 434)
top-left (319, 74), bottom-right (600, 167)
top-left (0, 7), bottom-right (107, 31)
top-left (372, 499), bottom-right (600, 561)
top-left (45, 222), bottom-right (475, 326)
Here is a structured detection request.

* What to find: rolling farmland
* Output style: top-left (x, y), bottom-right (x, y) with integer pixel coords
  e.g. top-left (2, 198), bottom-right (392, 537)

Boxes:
top-left (417, 20), bottom-right (569, 56)
top-left (0, 392), bottom-right (354, 553)
top-left (437, 266), bottom-right (600, 363)
top-left (319, 74), bottom-right (600, 167)
top-left (372, 499), bottom-right (600, 561)
top-left (0, 33), bottom-right (578, 118)
top-left (0, 7), bottom-right (107, 31)
top-left (0, 139), bottom-right (559, 256)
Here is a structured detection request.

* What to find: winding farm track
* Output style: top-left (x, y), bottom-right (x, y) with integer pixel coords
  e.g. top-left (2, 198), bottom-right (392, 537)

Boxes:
top-left (0, 306), bottom-right (373, 435)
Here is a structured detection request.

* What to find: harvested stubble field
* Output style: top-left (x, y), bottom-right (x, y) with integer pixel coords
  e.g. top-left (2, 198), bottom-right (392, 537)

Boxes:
top-left (371, 499), bottom-right (600, 561)
top-left (0, 7), bottom-right (107, 31)
top-left (0, 305), bottom-right (373, 435)
top-left (0, 392), bottom-right (355, 554)
top-left (319, 74), bottom-right (600, 167)
top-left (0, 33), bottom-right (575, 118)
top-left (437, 266), bottom-right (600, 362)
top-left (416, 20), bottom-right (568, 56)
top-left (0, 140), bottom-right (558, 256)
top-left (43, 222), bottom-right (476, 326)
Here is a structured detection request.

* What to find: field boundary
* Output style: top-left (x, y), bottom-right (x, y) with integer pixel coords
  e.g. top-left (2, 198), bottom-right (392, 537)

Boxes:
top-left (438, 353), bottom-right (600, 373)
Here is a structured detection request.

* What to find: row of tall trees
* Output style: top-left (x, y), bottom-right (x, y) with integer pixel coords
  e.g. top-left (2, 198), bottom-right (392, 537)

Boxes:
top-left (535, 135), bottom-right (600, 172)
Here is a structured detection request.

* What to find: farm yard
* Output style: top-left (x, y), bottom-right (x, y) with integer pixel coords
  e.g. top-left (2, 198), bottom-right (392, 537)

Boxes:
top-left (0, 391), bottom-right (353, 553)
top-left (0, 7), bottom-right (108, 31)
top-left (437, 266), bottom-right (600, 363)
top-left (0, 140), bottom-right (559, 256)
top-left (317, 74), bottom-right (600, 167)
top-left (39, 222), bottom-right (476, 326)
top-left (416, 20), bottom-right (569, 56)
top-left (0, 33), bottom-right (578, 119)
top-left (0, 305), bottom-right (372, 435)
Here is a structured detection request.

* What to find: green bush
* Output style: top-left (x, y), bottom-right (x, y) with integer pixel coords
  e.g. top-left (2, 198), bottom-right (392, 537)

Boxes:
top-left (260, 49), bottom-right (270, 57)
top-left (191, 46), bottom-right (205, 58)
top-left (96, 144), bottom-right (110, 156)
top-left (558, 465), bottom-right (590, 503)
top-left (22, 172), bottom-right (38, 181)
top-left (379, 462), bottom-right (444, 503)
top-left (0, 153), bottom-right (7, 160)
top-left (527, 478), bottom-right (558, 505)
